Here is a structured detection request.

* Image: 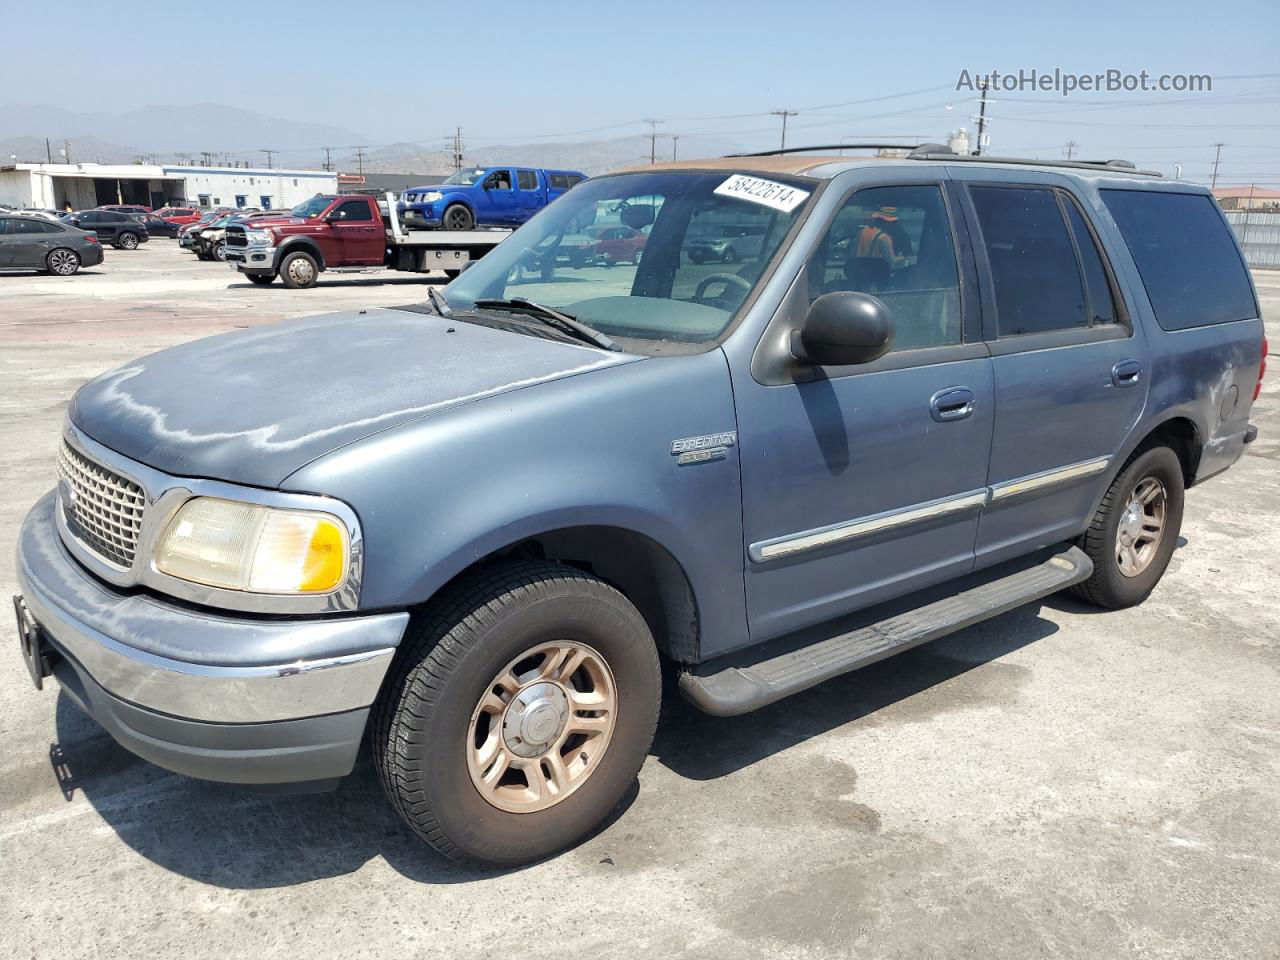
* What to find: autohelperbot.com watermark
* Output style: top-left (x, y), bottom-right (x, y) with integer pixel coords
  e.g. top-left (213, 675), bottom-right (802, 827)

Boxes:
top-left (956, 68), bottom-right (1212, 96)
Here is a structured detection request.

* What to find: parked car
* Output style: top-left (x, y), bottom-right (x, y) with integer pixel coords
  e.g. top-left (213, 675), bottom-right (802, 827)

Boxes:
top-left (592, 225), bottom-right (646, 265)
top-left (129, 212), bottom-right (179, 238)
top-left (177, 208), bottom-right (236, 251)
top-left (193, 209), bottom-right (262, 261)
top-left (14, 150), bottom-right (1264, 868)
top-left (398, 166), bottom-right (586, 230)
top-left (20, 208), bottom-right (65, 221)
top-left (97, 203), bottom-right (152, 215)
top-left (686, 224), bottom-right (767, 264)
top-left (0, 213), bottom-right (103, 274)
top-left (153, 206), bottom-right (202, 227)
top-left (60, 210), bottom-right (149, 250)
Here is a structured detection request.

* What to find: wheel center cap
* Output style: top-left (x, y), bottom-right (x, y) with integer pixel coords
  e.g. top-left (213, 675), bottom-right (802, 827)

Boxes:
top-left (1118, 501), bottom-right (1144, 545)
top-left (503, 682), bottom-right (569, 757)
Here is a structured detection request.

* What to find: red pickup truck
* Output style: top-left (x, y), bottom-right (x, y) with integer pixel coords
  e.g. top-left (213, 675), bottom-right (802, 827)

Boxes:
top-left (224, 193), bottom-right (509, 288)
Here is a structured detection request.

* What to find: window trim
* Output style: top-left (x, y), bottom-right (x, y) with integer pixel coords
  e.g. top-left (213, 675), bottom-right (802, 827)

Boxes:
top-left (960, 180), bottom-right (1134, 347)
top-left (751, 177), bottom-right (980, 385)
top-left (1054, 188), bottom-right (1131, 332)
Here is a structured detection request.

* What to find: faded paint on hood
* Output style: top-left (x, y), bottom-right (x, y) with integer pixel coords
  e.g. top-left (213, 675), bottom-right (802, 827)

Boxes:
top-left (69, 307), bottom-right (634, 488)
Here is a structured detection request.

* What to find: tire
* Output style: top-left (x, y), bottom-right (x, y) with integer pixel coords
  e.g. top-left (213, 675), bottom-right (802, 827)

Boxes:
top-left (442, 204), bottom-right (475, 231)
top-left (46, 248), bottom-right (80, 276)
top-left (723, 247), bottom-right (739, 264)
top-left (373, 561), bottom-right (662, 866)
top-left (1071, 446), bottom-right (1185, 609)
top-left (195, 248), bottom-right (211, 261)
top-left (444, 269), bottom-right (461, 280)
top-left (115, 231), bottom-right (139, 250)
top-left (246, 273), bottom-right (275, 285)
top-left (278, 250), bottom-right (319, 289)
top-left (212, 240), bottom-right (227, 262)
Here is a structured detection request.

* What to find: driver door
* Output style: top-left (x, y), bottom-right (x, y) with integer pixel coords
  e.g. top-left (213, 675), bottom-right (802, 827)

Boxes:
top-left (328, 198), bottom-right (384, 265)
top-left (733, 180), bottom-right (996, 641)
top-left (482, 169), bottom-right (520, 223)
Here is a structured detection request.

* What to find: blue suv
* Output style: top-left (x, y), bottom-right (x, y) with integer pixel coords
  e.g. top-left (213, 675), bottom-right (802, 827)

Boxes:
top-left (15, 146), bottom-right (1264, 867)
top-left (398, 165), bottom-right (586, 231)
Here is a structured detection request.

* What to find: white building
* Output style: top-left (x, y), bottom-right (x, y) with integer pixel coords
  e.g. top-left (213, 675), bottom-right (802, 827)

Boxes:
top-left (0, 161), bottom-right (338, 212)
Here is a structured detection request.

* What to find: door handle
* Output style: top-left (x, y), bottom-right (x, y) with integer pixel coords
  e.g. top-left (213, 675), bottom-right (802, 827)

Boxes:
top-left (1112, 360), bottom-right (1143, 388)
top-left (930, 386), bottom-right (976, 422)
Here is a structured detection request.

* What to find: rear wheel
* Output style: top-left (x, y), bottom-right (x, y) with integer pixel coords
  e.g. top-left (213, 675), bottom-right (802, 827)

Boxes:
top-left (279, 250), bottom-right (319, 289)
top-left (373, 561), bottom-right (661, 866)
top-left (46, 248), bottom-right (80, 276)
top-left (1071, 445), bottom-right (1184, 609)
top-left (116, 231), bottom-right (140, 250)
top-left (443, 204), bottom-right (475, 231)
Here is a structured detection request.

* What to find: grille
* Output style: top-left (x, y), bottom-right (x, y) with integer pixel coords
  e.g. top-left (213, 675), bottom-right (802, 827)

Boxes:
top-left (57, 439), bottom-right (146, 569)
top-left (226, 226), bottom-right (247, 247)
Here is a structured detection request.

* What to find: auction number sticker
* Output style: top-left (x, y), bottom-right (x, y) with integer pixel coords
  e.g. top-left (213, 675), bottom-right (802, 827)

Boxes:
top-left (714, 175), bottom-right (810, 213)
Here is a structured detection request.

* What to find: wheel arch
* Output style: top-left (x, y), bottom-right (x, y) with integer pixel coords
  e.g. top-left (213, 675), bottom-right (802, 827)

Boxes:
top-left (274, 236), bottom-right (325, 270)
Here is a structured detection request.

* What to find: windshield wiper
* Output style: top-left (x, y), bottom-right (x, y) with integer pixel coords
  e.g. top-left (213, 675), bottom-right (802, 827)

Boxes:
top-left (426, 285), bottom-right (453, 317)
top-left (474, 297), bottom-right (618, 351)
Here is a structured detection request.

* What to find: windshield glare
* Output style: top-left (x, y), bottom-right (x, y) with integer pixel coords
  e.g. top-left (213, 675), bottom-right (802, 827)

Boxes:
top-left (446, 171), bottom-right (812, 345)
top-left (289, 196), bottom-right (334, 218)
top-left (443, 169), bottom-right (486, 186)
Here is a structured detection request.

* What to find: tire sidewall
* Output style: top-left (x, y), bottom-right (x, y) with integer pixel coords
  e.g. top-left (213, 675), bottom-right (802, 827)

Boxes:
top-left (398, 580), bottom-right (659, 865)
top-left (279, 251), bottom-right (318, 288)
top-left (1094, 447), bottom-right (1185, 606)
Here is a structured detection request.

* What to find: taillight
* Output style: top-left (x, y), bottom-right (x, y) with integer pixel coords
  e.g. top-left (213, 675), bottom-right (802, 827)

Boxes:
top-left (1255, 334), bottom-right (1268, 402)
top-left (84, 235), bottom-right (99, 244)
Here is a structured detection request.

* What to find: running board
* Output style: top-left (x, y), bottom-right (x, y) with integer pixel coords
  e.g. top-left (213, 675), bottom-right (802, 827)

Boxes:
top-left (679, 546), bottom-right (1092, 716)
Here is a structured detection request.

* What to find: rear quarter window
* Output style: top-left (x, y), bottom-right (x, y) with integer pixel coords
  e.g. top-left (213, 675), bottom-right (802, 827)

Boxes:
top-left (1101, 189), bottom-right (1257, 330)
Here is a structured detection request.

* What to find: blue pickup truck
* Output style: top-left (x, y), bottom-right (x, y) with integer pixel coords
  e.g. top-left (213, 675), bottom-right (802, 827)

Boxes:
top-left (398, 166), bottom-right (586, 231)
top-left (15, 146), bottom-right (1265, 867)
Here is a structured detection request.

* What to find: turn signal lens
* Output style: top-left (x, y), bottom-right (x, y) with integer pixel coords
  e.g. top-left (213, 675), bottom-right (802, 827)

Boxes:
top-left (154, 497), bottom-right (351, 595)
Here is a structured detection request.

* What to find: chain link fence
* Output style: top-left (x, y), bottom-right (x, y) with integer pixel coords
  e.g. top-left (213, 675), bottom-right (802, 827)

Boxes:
top-left (1224, 210), bottom-right (1280, 269)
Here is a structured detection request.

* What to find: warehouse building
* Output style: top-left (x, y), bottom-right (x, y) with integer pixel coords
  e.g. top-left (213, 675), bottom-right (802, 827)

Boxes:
top-left (0, 161), bottom-right (337, 211)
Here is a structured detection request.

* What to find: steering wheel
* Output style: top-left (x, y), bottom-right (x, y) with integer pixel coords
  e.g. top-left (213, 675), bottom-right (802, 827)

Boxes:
top-left (694, 272), bottom-right (752, 303)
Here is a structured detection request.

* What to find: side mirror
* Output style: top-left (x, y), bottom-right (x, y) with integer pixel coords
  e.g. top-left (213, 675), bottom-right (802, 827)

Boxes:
top-left (794, 291), bottom-right (894, 366)
top-left (323, 212), bottom-right (340, 223)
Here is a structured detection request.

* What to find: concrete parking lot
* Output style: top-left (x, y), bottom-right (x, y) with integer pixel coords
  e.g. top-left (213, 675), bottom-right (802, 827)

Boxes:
top-left (1, 241), bottom-right (1277, 960)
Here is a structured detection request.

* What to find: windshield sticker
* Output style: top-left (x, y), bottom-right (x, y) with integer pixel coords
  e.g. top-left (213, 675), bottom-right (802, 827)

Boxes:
top-left (714, 175), bottom-right (810, 213)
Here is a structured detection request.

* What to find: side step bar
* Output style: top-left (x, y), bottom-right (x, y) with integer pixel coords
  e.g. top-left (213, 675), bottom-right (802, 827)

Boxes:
top-left (679, 545), bottom-right (1092, 717)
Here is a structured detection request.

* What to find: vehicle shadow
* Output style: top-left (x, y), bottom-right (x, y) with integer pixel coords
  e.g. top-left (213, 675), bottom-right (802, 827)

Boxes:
top-left (56, 601), bottom-right (1057, 888)
top-left (224, 275), bottom-right (441, 290)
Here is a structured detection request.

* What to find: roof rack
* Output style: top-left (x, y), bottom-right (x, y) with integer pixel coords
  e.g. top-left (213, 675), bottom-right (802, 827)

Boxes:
top-left (728, 143), bottom-right (1162, 177)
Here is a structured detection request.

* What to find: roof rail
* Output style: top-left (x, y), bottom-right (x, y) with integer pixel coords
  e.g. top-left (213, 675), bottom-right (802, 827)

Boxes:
top-left (727, 143), bottom-right (1161, 177)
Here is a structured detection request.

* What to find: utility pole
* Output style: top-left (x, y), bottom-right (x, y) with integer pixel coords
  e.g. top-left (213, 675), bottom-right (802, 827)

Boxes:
top-left (354, 146), bottom-right (367, 177)
top-left (322, 146), bottom-right (333, 172)
top-left (973, 81), bottom-right (990, 156)
top-left (643, 119), bottom-right (663, 163)
top-left (45, 138), bottom-right (52, 163)
top-left (1063, 140), bottom-right (1077, 160)
top-left (671, 134), bottom-right (681, 162)
top-left (260, 149), bottom-right (275, 169)
top-left (64, 139), bottom-right (73, 164)
top-left (1210, 142), bottom-right (1224, 189)
top-left (770, 109), bottom-right (798, 151)
top-left (452, 127), bottom-right (464, 172)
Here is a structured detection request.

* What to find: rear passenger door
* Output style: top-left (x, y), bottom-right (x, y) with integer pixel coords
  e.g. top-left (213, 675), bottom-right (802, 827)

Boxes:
top-left (958, 177), bottom-right (1149, 566)
top-left (515, 169), bottom-right (543, 219)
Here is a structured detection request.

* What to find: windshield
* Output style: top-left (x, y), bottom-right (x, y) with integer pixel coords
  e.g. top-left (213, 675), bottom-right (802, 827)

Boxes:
top-left (442, 168), bottom-right (486, 186)
top-left (289, 196), bottom-right (334, 218)
top-left (446, 170), bottom-right (813, 345)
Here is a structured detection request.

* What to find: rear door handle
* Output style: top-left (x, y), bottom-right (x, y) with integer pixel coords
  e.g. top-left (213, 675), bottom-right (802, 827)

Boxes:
top-left (930, 386), bottom-right (976, 422)
top-left (1112, 360), bottom-right (1143, 387)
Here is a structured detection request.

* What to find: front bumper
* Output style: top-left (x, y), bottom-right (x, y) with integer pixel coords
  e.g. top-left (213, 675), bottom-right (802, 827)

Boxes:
top-left (16, 493), bottom-right (409, 785)
top-left (400, 205), bottom-right (442, 229)
top-left (226, 241), bottom-right (276, 271)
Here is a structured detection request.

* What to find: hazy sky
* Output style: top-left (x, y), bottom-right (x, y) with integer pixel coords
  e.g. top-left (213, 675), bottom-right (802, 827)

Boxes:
top-left (3, 0), bottom-right (1278, 184)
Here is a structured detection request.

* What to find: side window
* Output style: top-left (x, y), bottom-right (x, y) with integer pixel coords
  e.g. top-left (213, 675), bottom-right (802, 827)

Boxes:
top-left (0, 219), bottom-right (11, 235)
top-left (10, 218), bottom-right (45, 234)
top-left (333, 199), bottom-right (372, 221)
top-left (517, 170), bottom-right (538, 190)
top-left (37, 220), bottom-right (64, 233)
top-left (566, 175), bottom-right (585, 187)
top-left (969, 186), bottom-right (1087, 336)
top-left (1061, 197), bottom-right (1116, 325)
top-left (1101, 189), bottom-right (1257, 330)
top-left (485, 169), bottom-right (513, 190)
top-left (549, 174), bottom-right (568, 189)
top-left (810, 184), bottom-right (962, 351)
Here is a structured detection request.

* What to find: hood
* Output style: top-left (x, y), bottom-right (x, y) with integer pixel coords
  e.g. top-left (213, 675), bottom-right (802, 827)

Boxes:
top-left (70, 308), bottom-right (634, 488)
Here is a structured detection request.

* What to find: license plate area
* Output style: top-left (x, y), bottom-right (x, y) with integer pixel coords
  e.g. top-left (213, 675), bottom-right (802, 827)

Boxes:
top-left (13, 595), bottom-right (52, 690)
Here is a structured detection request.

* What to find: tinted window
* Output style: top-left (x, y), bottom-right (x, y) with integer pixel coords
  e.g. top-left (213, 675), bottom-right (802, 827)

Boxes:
top-left (1063, 198), bottom-right (1116, 325)
top-left (333, 199), bottom-right (372, 221)
top-left (549, 174), bottom-right (569, 189)
top-left (10, 218), bottom-right (50, 234)
top-left (517, 170), bottom-right (538, 190)
top-left (970, 186), bottom-right (1087, 336)
top-left (1101, 190), bottom-right (1257, 330)
top-left (0, 218), bottom-right (11, 235)
top-left (567, 175), bottom-right (585, 187)
top-left (810, 184), bottom-right (962, 351)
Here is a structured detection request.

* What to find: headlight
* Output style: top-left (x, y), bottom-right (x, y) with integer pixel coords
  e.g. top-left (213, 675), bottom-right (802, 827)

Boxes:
top-left (245, 229), bottom-right (271, 245)
top-left (420, 191), bottom-right (443, 203)
top-left (154, 497), bottom-right (351, 595)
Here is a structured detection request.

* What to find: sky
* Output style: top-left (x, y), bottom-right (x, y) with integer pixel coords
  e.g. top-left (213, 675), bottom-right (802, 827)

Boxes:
top-left (2, 0), bottom-right (1278, 185)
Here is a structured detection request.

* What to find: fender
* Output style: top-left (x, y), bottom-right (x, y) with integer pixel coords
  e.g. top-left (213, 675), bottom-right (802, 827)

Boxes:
top-left (273, 236), bottom-right (325, 272)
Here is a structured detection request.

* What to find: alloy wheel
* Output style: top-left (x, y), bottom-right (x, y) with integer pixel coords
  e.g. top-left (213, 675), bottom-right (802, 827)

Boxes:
top-left (1116, 476), bottom-right (1167, 577)
top-left (48, 249), bottom-right (78, 275)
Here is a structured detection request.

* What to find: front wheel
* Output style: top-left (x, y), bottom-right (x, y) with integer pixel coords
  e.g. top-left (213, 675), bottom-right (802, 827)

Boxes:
top-left (373, 561), bottom-right (661, 866)
top-left (1071, 445), bottom-right (1185, 609)
top-left (278, 250), bottom-right (319, 289)
top-left (442, 204), bottom-right (475, 231)
top-left (211, 240), bottom-right (227, 262)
